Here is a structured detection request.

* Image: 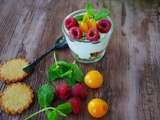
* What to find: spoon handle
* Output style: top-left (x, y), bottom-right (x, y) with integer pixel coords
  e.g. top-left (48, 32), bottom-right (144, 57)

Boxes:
top-left (31, 36), bottom-right (65, 66)
top-left (32, 47), bottom-right (56, 66)
top-left (23, 36), bottom-right (67, 73)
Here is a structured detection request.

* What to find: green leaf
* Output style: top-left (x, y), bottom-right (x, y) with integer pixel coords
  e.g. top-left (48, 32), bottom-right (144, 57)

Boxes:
top-left (85, 3), bottom-right (95, 17)
top-left (48, 67), bottom-right (59, 81)
top-left (56, 102), bottom-right (72, 115)
top-left (70, 64), bottom-right (84, 83)
top-left (95, 9), bottom-right (110, 21)
top-left (24, 107), bottom-right (56, 120)
top-left (60, 69), bottom-right (72, 78)
top-left (65, 64), bottom-right (84, 87)
top-left (48, 61), bottom-right (71, 81)
top-left (48, 60), bottom-right (84, 87)
top-left (37, 84), bottom-right (55, 108)
top-left (47, 111), bottom-right (58, 120)
top-left (46, 102), bottom-right (71, 120)
top-left (66, 79), bottom-right (76, 87)
top-left (75, 15), bottom-right (84, 21)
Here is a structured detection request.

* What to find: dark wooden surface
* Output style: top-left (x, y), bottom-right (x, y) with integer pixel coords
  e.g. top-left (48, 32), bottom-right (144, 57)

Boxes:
top-left (0, 0), bottom-right (160, 120)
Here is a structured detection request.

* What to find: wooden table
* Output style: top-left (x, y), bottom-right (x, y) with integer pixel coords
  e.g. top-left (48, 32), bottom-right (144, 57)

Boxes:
top-left (0, 0), bottom-right (160, 120)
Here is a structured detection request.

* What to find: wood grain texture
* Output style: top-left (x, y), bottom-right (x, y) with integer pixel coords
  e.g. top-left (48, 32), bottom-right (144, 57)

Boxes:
top-left (0, 0), bottom-right (160, 120)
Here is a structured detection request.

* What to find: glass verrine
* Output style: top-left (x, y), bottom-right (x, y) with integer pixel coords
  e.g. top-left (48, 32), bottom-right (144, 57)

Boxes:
top-left (62, 9), bottom-right (113, 63)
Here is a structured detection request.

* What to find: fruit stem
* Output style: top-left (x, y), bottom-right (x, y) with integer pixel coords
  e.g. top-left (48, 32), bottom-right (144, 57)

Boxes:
top-left (53, 51), bottom-right (57, 65)
top-left (24, 107), bottom-right (66, 120)
top-left (72, 60), bottom-right (76, 64)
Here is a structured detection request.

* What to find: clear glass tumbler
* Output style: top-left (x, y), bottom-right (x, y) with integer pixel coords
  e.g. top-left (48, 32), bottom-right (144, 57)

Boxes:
top-left (62, 9), bottom-right (113, 63)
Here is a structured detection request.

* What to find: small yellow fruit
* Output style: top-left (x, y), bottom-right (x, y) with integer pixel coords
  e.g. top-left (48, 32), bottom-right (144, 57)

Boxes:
top-left (82, 14), bottom-right (90, 23)
top-left (88, 19), bottom-right (97, 29)
top-left (88, 98), bottom-right (109, 118)
top-left (84, 70), bottom-right (103, 88)
top-left (78, 21), bottom-right (88, 33)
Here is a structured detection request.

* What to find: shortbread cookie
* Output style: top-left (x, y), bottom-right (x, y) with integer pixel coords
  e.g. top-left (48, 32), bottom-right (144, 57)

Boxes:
top-left (0, 58), bottom-right (29, 83)
top-left (0, 82), bottom-right (34, 115)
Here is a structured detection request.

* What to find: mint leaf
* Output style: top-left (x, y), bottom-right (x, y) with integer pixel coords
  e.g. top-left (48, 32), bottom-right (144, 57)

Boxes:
top-left (37, 84), bottom-right (55, 108)
top-left (95, 9), bottom-right (110, 21)
top-left (56, 102), bottom-right (72, 115)
top-left (75, 15), bottom-right (84, 21)
top-left (64, 63), bottom-right (84, 87)
top-left (66, 79), bottom-right (76, 87)
top-left (70, 64), bottom-right (84, 83)
top-left (48, 61), bottom-right (84, 87)
top-left (46, 102), bottom-right (71, 120)
top-left (66, 64), bottom-right (84, 87)
top-left (47, 111), bottom-right (58, 120)
top-left (85, 3), bottom-right (95, 17)
top-left (48, 61), bottom-right (71, 81)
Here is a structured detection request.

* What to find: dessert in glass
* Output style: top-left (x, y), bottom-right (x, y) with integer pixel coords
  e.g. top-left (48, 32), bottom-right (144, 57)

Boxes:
top-left (62, 4), bottom-right (113, 63)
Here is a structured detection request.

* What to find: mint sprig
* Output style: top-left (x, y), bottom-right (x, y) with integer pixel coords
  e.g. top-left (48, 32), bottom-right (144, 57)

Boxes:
top-left (85, 3), bottom-right (95, 18)
top-left (24, 83), bottom-right (72, 120)
top-left (95, 9), bottom-right (110, 21)
top-left (48, 60), bottom-right (84, 87)
top-left (47, 102), bottom-right (72, 120)
top-left (85, 2), bottom-right (110, 21)
top-left (24, 105), bottom-right (70, 120)
top-left (75, 15), bottom-right (84, 21)
top-left (37, 84), bottom-right (55, 108)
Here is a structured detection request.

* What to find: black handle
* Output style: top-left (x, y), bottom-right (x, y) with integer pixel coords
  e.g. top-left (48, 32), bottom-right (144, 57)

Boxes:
top-left (31, 36), bottom-right (66, 66)
top-left (32, 46), bottom-right (56, 66)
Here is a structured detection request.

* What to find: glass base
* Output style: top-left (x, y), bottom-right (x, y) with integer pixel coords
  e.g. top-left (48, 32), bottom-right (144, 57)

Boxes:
top-left (71, 50), bottom-right (105, 63)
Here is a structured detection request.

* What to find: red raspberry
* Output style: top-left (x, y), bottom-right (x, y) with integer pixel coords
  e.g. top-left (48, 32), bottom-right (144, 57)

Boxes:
top-left (69, 27), bottom-right (82, 40)
top-left (69, 97), bottom-right (81, 114)
top-left (97, 19), bottom-right (111, 33)
top-left (56, 83), bottom-right (71, 101)
top-left (71, 83), bottom-right (87, 99)
top-left (65, 16), bottom-right (77, 30)
top-left (86, 28), bottom-right (100, 41)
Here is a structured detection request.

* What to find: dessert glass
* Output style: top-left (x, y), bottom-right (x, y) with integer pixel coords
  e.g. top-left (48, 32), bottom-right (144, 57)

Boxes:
top-left (62, 9), bottom-right (113, 63)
